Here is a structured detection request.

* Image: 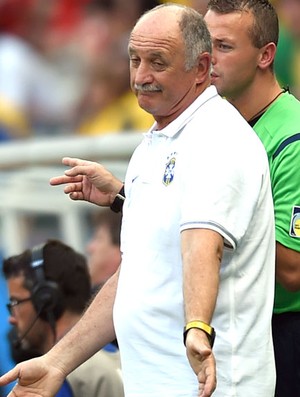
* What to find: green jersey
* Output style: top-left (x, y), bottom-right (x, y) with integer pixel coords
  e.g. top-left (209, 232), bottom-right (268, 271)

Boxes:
top-left (254, 91), bottom-right (300, 313)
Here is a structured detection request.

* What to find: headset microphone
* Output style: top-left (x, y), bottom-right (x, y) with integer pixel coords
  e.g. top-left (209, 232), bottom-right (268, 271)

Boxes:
top-left (12, 309), bottom-right (42, 349)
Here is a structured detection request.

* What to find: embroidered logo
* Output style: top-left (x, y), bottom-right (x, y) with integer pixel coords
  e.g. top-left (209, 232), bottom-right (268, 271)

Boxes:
top-left (289, 206), bottom-right (300, 238)
top-left (163, 153), bottom-right (177, 186)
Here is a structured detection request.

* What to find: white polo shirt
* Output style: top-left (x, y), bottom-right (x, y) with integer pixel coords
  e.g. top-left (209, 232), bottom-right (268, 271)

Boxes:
top-left (113, 86), bottom-right (275, 397)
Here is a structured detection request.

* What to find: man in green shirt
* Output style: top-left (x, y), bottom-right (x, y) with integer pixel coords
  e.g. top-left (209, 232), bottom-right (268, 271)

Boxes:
top-left (205, 1), bottom-right (300, 396)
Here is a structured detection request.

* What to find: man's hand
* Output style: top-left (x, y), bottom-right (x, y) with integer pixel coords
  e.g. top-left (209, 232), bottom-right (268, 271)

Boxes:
top-left (185, 328), bottom-right (217, 397)
top-left (0, 356), bottom-right (65, 397)
top-left (50, 157), bottom-right (123, 207)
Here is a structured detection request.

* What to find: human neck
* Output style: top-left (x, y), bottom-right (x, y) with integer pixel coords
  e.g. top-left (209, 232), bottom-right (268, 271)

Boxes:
top-left (154, 80), bottom-right (211, 130)
top-left (43, 311), bottom-right (81, 353)
top-left (227, 74), bottom-right (282, 122)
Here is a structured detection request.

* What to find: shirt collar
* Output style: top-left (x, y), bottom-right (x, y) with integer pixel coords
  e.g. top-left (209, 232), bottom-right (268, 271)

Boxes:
top-left (145, 85), bottom-right (218, 139)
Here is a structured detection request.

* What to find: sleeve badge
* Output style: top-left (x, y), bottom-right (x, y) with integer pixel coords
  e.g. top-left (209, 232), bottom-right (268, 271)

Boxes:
top-left (289, 206), bottom-right (300, 238)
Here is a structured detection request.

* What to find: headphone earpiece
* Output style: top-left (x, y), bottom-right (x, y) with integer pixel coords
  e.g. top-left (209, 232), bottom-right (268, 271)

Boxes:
top-left (30, 244), bottom-right (64, 322)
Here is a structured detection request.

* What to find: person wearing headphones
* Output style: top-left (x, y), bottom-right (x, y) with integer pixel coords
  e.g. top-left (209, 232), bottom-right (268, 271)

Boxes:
top-left (2, 239), bottom-right (124, 397)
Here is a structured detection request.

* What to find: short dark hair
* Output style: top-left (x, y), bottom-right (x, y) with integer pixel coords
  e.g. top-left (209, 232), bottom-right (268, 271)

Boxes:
top-left (3, 240), bottom-right (91, 314)
top-left (207, 0), bottom-right (279, 48)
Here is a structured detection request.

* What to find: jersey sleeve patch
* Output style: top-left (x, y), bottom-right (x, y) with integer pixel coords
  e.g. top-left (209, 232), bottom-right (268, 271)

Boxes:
top-left (289, 206), bottom-right (300, 238)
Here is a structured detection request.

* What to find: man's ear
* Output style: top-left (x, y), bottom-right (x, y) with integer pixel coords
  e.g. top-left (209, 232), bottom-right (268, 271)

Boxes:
top-left (258, 42), bottom-right (277, 70)
top-left (195, 52), bottom-right (211, 84)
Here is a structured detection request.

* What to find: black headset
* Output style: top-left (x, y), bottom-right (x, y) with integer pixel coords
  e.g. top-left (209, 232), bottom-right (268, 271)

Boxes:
top-left (30, 243), bottom-right (64, 323)
top-left (13, 244), bottom-right (64, 349)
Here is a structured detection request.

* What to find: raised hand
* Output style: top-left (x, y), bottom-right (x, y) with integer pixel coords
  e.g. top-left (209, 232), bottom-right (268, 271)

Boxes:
top-left (50, 157), bottom-right (124, 207)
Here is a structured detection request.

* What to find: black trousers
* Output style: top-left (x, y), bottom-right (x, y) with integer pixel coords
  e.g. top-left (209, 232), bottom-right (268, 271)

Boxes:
top-left (272, 312), bottom-right (300, 397)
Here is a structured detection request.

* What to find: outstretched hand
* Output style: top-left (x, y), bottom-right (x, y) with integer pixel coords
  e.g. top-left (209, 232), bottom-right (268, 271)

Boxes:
top-left (185, 330), bottom-right (217, 397)
top-left (0, 356), bottom-right (65, 397)
top-left (50, 157), bottom-right (124, 207)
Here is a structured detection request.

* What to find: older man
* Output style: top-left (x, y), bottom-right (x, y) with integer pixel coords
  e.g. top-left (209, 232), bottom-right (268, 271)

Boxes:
top-left (0, 4), bottom-right (275, 397)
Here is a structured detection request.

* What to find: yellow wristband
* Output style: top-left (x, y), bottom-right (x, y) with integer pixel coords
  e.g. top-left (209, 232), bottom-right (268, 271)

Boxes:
top-left (183, 320), bottom-right (216, 348)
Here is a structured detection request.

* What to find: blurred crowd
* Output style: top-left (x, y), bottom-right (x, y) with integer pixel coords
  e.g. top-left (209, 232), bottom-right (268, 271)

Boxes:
top-left (0, 0), bottom-right (159, 141)
top-left (274, 0), bottom-right (300, 99)
top-left (0, 0), bottom-right (299, 142)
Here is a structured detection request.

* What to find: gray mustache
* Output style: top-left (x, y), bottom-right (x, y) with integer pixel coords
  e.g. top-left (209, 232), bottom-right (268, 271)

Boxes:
top-left (134, 84), bottom-right (162, 93)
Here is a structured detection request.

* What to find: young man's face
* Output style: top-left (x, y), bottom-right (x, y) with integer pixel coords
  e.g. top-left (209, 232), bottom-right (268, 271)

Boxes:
top-left (204, 9), bottom-right (262, 100)
top-left (86, 224), bottom-right (121, 289)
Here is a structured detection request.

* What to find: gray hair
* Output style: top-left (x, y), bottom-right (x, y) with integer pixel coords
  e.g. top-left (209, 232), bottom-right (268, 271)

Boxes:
top-left (135, 2), bottom-right (212, 71)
